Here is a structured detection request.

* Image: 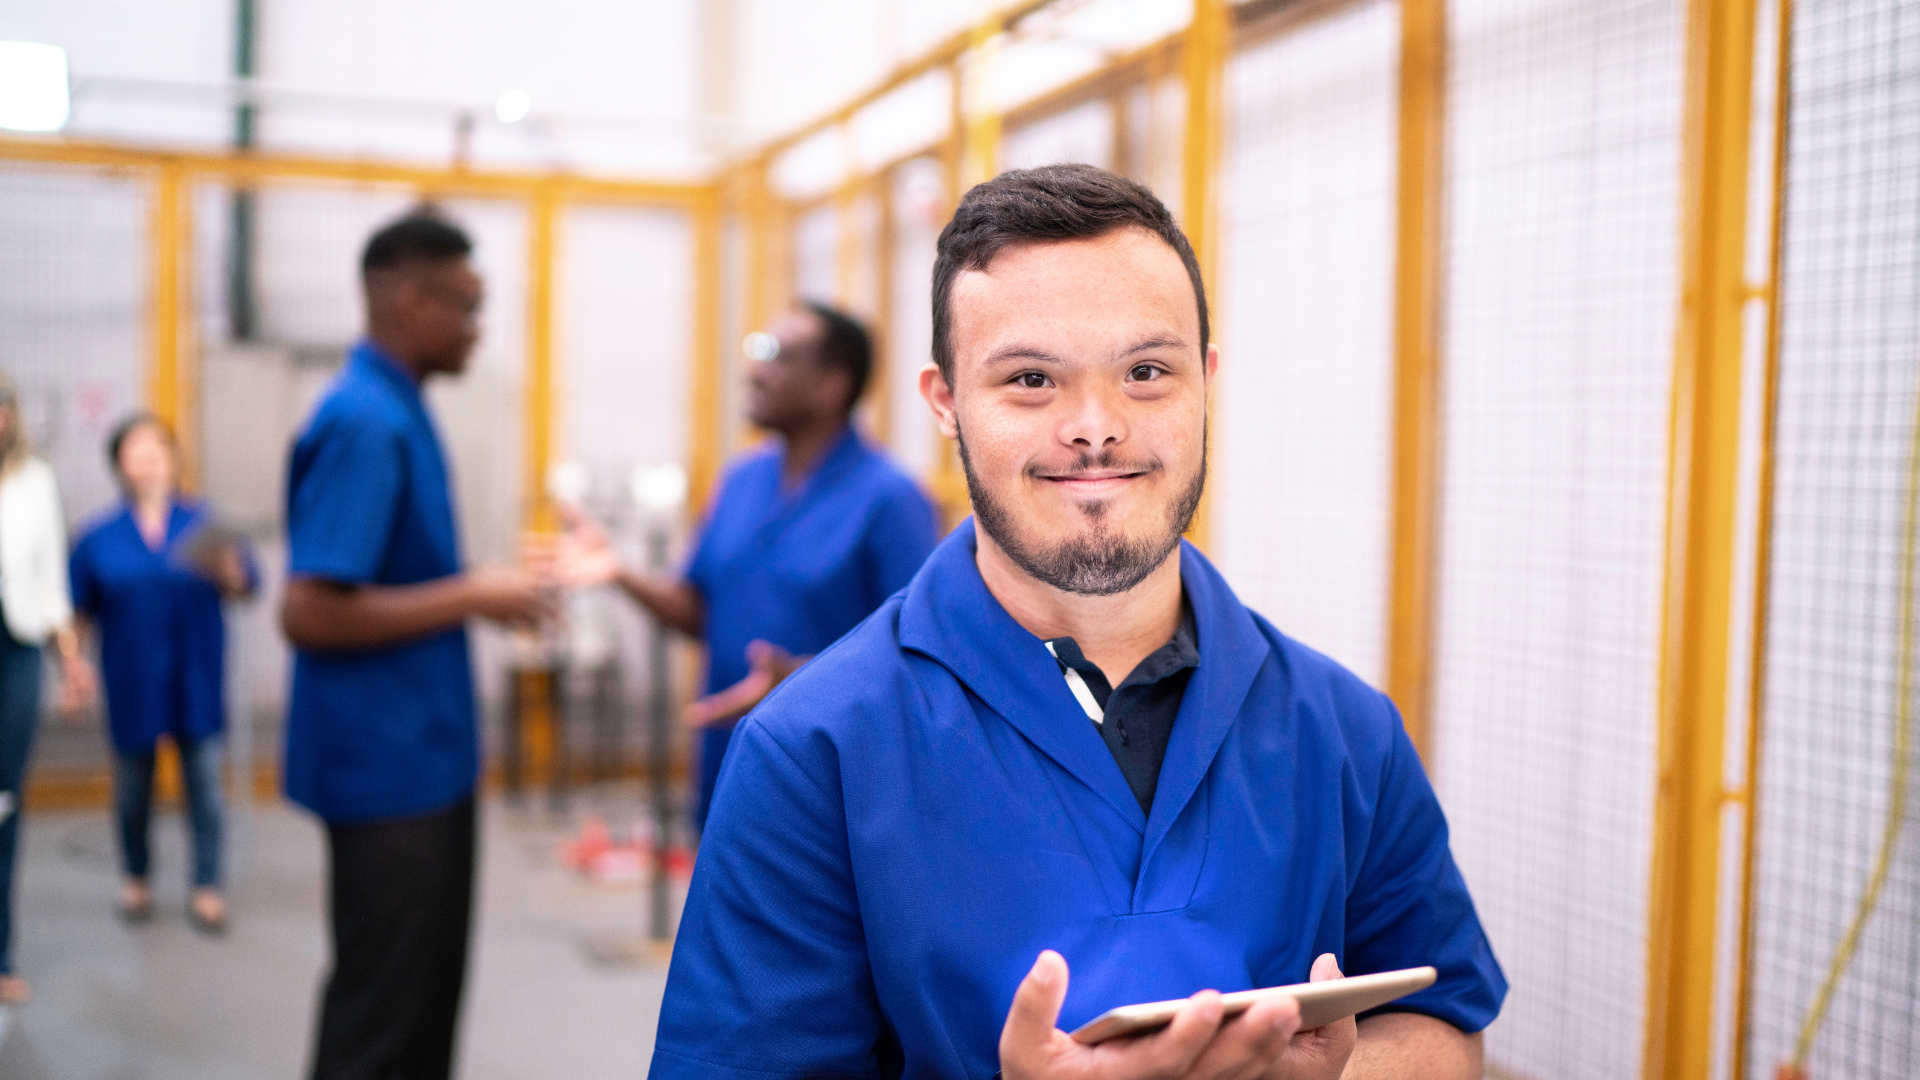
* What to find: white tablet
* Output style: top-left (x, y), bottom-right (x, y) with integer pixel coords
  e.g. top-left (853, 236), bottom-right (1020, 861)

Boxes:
top-left (1069, 966), bottom-right (1438, 1045)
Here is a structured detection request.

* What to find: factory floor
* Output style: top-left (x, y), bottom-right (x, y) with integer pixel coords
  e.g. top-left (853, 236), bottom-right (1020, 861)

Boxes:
top-left (0, 789), bottom-right (686, 1080)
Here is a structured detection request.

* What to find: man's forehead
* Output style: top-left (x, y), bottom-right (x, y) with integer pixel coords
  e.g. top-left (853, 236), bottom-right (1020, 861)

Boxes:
top-left (948, 229), bottom-right (1199, 348)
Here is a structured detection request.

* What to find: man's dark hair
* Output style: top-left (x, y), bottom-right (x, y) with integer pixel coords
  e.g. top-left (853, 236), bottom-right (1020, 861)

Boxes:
top-left (803, 301), bottom-right (873, 414)
top-left (106, 411), bottom-right (172, 473)
top-left (361, 211), bottom-right (473, 277)
top-left (930, 164), bottom-right (1208, 382)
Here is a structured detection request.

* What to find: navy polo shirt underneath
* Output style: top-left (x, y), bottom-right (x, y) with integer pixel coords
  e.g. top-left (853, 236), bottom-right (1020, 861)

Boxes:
top-left (1045, 598), bottom-right (1199, 814)
top-left (283, 340), bottom-right (476, 824)
top-left (653, 519), bottom-right (1506, 1080)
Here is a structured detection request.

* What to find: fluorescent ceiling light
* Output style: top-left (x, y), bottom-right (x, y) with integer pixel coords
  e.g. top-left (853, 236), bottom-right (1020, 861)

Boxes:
top-left (495, 88), bottom-right (530, 124)
top-left (0, 41), bottom-right (70, 132)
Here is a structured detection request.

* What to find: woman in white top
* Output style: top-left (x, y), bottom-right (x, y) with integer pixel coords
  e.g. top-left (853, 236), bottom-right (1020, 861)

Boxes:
top-left (0, 374), bottom-right (96, 1005)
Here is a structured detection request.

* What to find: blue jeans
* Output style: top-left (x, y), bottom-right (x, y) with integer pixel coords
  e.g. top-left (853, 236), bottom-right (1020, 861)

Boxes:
top-left (115, 735), bottom-right (224, 889)
top-left (0, 636), bottom-right (42, 975)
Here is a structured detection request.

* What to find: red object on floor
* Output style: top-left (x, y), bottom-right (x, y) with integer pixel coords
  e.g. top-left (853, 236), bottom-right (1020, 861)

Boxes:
top-left (558, 815), bottom-right (613, 871)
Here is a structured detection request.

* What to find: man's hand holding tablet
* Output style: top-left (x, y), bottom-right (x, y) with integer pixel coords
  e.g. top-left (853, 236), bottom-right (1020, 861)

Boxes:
top-left (1000, 952), bottom-right (1360, 1080)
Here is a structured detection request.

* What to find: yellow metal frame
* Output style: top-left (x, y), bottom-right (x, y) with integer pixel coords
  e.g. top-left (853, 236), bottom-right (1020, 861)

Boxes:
top-left (1386, 0), bottom-right (1447, 759)
top-left (1732, 0), bottom-right (1793, 1075)
top-left (147, 162), bottom-right (195, 489)
top-left (0, 132), bottom-right (717, 536)
top-left (1182, 0), bottom-right (1229, 553)
top-left (1645, 1), bottom-right (1761, 1079)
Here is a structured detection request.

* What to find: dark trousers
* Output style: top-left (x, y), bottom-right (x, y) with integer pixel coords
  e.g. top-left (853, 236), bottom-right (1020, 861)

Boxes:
top-left (310, 796), bottom-right (476, 1080)
top-left (114, 734), bottom-right (224, 888)
top-left (0, 636), bottom-right (40, 975)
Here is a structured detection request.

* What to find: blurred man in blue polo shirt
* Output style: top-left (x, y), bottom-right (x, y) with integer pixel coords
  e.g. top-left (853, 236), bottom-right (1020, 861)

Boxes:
top-left (281, 213), bottom-right (549, 1080)
top-left (561, 301), bottom-right (937, 831)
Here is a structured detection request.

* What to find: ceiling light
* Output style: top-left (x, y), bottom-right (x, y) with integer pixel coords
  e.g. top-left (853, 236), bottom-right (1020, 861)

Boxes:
top-left (0, 41), bottom-right (70, 132)
top-left (495, 88), bottom-right (530, 124)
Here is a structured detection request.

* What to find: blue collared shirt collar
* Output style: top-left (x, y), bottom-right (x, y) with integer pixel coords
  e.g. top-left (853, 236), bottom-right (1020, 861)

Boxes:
top-left (349, 338), bottom-right (424, 399)
top-left (777, 424), bottom-right (863, 493)
top-left (899, 518), bottom-right (1273, 855)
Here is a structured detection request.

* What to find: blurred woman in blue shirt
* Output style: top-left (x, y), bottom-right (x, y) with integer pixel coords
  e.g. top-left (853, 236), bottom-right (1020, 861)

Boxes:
top-left (70, 414), bottom-right (254, 934)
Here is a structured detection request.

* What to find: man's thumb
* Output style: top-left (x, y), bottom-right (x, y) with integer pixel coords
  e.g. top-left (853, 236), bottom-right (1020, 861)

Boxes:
top-left (1002, 951), bottom-right (1069, 1052)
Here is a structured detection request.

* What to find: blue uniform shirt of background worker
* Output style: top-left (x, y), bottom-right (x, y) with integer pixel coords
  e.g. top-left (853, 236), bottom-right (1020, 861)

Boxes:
top-left (283, 338), bottom-right (475, 822)
top-left (71, 498), bottom-right (252, 757)
top-left (683, 423), bottom-right (936, 824)
top-left (651, 524), bottom-right (1507, 1080)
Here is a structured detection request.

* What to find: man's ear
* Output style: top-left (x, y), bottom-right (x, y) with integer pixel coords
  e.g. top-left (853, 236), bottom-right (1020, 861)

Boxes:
top-left (919, 364), bottom-right (959, 440)
top-left (1204, 341), bottom-right (1220, 384)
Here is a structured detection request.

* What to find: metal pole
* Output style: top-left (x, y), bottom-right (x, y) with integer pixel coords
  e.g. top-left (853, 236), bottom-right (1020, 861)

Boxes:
top-left (1385, 0), bottom-right (1448, 760)
top-left (229, 0), bottom-right (258, 341)
top-left (647, 524), bottom-right (674, 941)
top-left (1643, 0), bottom-right (1761, 1075)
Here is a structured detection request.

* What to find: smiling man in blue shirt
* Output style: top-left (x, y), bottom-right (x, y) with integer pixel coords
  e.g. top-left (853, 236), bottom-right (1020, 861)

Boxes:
top-left (652, 165), bottom-right (1505, 1080)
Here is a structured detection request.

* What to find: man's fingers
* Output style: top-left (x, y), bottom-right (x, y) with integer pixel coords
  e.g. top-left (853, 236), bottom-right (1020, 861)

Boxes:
top-left (1309, 953), bottom-right (1343, 983)
top-left (1124, 990), bottom-right (1225, 1079)
top-left (1182, 996), bottom-right (1295, 1080)
top-left (685, 671), bottom-right (774, 727)
top-left (1000, 950), bottom-right (1070, 1067)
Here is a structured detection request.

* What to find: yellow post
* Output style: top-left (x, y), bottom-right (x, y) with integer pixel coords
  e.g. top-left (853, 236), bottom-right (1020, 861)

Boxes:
top-left (1181, 0), bottom-right (1228, 553)
top-left (1644, 0), bottom-right (1759, 1077)
top-left (524, 185), bottom-right (559, 534)
top-left (689, 194), bottom-right (725, 515)
top-left (870, 170), bottom-right (896, 442)
top-left (1385, 0), bottom-right (1447, 758)
top-left (836, 124), bottom-right (862, 310)
top-left (962, 20), bottom-right (1005, 188)
top-left (147, 163), bottom-right (194, 802)
top-left (1732, 2), bottom-right (1794, 1076)
top-left (147, 163), bottom-right (194, 481)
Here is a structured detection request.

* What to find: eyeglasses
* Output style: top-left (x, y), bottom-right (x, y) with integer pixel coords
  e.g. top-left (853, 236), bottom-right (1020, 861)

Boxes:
top-left (742, 331), bottom-right (780, 363)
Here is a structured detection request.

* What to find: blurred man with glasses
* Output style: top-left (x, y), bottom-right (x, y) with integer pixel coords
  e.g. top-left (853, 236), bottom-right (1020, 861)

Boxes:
top-left (561, 301), bottom-right (938, 831)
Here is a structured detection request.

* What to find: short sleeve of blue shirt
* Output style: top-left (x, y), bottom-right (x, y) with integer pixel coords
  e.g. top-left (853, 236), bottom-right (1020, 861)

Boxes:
top-left (288, 416), bottom-right (404, 584)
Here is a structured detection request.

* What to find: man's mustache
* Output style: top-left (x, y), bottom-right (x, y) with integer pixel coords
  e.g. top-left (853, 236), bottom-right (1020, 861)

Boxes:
top-left (1027, 450), bottom-right (1164, 481)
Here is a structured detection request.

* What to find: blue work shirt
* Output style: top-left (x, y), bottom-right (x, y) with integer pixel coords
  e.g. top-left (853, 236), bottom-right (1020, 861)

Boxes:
top-left (687, 425), bottom-right (937, 694)
top-left (653, 520), bottom-right (1506, 1080)
top-left (684, 426), bottom-right (937, 826)
top-left (283, 340), bottom-right (476, 824)
top-left (69, 499), bottom-right (250, 755)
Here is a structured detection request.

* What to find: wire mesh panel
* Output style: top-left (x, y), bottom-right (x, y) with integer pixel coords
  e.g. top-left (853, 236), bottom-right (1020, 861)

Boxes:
top-left (1744, 2), bottom-right (1920, 1077)
top-left (1212, 0), bottom-right (1398, 687)
top-left (794, 202), bottom-right (839, 307)
top-left (1427, 0), bottom-right (1685, 1076)
top-left (887, 157), bottom-right (946, 480)
top-left (562, 206), bottom-right (692, 489)
top-left (0, 163), bottom-right (147, 527)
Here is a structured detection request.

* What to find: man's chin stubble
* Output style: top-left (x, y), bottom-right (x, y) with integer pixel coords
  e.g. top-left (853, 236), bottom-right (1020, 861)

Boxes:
top-left (957, 429), bottom-right (1207, 598)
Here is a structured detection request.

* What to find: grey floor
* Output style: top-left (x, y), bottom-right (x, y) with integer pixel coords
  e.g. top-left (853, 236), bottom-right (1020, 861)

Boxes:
top-left (0, 790), bottom-right (685, 1080)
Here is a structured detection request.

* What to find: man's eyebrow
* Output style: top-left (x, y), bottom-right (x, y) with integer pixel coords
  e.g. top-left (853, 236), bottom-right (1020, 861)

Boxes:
top-left (982, 336), bottom-right (1190, 366)
top-left (1120, 335), bottom-right (1187, 356)
top-left (982, 344), bottom-right (1067, 365)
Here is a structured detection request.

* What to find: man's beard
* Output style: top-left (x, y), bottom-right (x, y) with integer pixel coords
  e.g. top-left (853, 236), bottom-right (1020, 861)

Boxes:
top-left (960, 426), bottom-right (1206, 597)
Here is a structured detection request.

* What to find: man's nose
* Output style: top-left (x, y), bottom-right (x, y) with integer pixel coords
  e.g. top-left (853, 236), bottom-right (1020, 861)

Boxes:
top-left (1057, 382), bottom-right (1129, 451)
